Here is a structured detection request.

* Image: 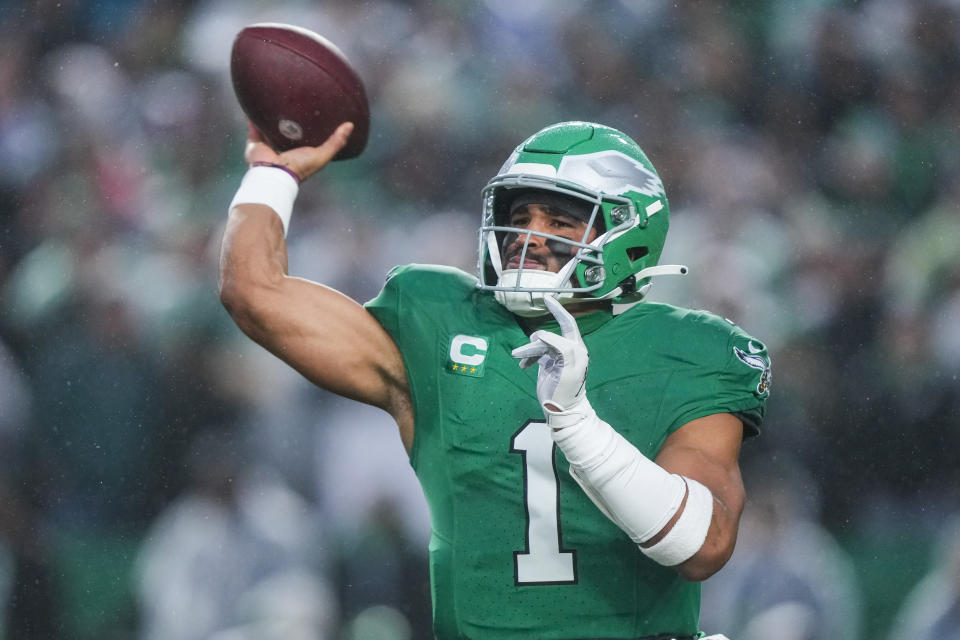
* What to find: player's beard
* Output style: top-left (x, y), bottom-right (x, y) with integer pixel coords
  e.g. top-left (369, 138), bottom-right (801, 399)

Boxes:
top-left (496, 240), bottom-right (579, 317)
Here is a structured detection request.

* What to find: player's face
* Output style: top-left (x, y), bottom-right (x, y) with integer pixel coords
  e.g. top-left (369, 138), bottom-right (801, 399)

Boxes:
top-left (502, 204), bottom-right (599, 273)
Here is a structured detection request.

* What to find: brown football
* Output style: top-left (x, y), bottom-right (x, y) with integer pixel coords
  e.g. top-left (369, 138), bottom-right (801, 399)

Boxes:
top-left (230, 23), bottom-right (369, 159)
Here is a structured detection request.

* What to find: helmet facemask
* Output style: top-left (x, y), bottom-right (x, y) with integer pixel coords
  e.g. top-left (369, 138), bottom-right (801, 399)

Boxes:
top-left (479, 177), bottom-right (637, 316)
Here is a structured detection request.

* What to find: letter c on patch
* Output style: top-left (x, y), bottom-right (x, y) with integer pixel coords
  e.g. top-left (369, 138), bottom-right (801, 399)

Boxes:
top-left (450, 335), bottom-right (488, 366)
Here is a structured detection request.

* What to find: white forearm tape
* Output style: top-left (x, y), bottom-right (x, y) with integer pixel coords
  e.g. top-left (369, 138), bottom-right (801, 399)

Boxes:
top-left (641, 476), bottom-right (714, 566)
top-left (548, 403), bottom-right (714, 566)
top-left (229, 165), bottom-right (299, 236)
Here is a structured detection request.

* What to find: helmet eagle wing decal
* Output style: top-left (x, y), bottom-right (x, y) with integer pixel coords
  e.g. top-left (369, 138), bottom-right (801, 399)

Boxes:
top-left (558, 151), bottom-right (665, 198)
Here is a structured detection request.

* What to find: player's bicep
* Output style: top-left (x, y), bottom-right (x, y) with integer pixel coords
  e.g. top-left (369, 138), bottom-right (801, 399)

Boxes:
top-left (656, 414), bottom-right (744, 497)
top-left (232, 273), bottom-right (409, 415)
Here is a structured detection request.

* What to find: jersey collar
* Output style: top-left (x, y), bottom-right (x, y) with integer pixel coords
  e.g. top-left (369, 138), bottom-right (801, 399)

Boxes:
top-left (517, 308), bottom-right (614, 336)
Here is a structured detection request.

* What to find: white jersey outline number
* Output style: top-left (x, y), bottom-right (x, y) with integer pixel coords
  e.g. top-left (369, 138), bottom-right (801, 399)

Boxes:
top-left (510, 419), bottom-right (578, 585)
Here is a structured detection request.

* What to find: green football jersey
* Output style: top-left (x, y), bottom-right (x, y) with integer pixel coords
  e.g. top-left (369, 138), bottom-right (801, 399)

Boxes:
top-left (365, 264), bottom-right (770, 640)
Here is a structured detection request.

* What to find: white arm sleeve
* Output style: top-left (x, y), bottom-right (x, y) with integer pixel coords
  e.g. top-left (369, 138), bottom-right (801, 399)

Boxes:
top-left (548, 403), bottom-right (714, 566)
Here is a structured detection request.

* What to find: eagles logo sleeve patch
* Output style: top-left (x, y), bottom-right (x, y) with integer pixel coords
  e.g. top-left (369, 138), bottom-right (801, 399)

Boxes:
top-left (447, 334), bottom-right (489, 377)
top-left (733, 342), bottom-right (772, 396)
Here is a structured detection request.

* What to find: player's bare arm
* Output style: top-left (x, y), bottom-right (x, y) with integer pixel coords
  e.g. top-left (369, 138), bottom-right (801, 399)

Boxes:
top-left (652, 413), bottom-right (745, 581)
top-left (219, 123), bottom-right (414, 448)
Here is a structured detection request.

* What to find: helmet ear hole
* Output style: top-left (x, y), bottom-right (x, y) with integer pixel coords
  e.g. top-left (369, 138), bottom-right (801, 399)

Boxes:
top-left (618, 275), bottom-right (638, 295)
top-left (626, 246), bottom-right (649, 262)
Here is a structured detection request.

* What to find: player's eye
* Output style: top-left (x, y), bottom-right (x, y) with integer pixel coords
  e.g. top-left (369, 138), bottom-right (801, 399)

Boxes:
top-left (551, 218), bottom-right (581, 233)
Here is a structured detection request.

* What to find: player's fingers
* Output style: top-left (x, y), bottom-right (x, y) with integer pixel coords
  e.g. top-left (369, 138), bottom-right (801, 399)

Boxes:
top-left (244, 140), bottom-right (280, 165)
top-left (303, 122), bottom-right (354, 173)
top-left (511, 341), bottom-right (549, 362)
top-left (517, 356), bottom-right (541, 370)
top-left (543, 296), bottom-right (581, 342)
top-left (247, 120), bottom-right (264, 142)
top-left (244, 123), bottom-right (281, 164)
top-left (531, 330), bottom-right (572, 355)
top-left (280, 122), bottom-right (353, 180)
top-left (244, 122), bottom-right (276, 160)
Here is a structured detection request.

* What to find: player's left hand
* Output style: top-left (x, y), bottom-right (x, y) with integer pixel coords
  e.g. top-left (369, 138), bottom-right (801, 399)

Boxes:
top-left (511, 295), bottom-right (589, 414)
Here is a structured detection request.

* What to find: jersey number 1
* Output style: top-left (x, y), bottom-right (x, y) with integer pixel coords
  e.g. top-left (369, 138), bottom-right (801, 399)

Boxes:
top-left (510, 420), bottom-right (577, 585)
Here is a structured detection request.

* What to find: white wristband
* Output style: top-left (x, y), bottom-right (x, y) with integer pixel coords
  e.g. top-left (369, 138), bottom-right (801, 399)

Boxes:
top-left (229, 165), bottom-right (300, 236)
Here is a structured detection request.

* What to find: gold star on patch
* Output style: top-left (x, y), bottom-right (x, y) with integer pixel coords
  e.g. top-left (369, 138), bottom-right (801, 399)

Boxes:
top-left (470, 367), bottom-right (477, 373)
top-left (451, 364), bottom-right (459, 371)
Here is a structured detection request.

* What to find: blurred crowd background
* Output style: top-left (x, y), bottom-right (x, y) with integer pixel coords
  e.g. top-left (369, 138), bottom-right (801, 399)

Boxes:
top-left (1, 0), bottom-right (959, 638)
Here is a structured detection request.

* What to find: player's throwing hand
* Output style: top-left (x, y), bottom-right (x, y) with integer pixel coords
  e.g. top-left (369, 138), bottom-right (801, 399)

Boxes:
top-left (244, 120), bottom-right (354, 182)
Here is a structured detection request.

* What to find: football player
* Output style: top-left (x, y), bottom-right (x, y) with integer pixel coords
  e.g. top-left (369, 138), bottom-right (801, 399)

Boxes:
top-left (220, 120), bottom-right (771, 640)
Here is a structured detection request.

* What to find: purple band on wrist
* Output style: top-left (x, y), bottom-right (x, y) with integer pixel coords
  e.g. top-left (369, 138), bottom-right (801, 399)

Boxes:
top-left (251, 161), bottom-right (302, 185)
